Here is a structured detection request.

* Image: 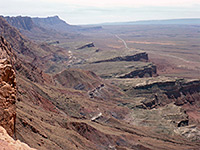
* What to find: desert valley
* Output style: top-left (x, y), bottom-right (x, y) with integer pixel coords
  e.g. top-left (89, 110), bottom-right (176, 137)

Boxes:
top-left (0, 15), bottom-right (200, 150)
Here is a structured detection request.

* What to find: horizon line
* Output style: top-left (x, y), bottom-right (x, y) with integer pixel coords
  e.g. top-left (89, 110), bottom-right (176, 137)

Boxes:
top-left (1, 14), bottom-right (200, 25)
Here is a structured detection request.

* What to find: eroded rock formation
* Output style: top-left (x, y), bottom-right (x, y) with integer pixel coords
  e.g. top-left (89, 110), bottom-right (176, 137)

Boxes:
top-left (130, 78), bottom-right (200, 109)
top-left (93, 52), bottom-right (148, 63)
top-left (5, 16), bottom-right (35, 31)
top-left (77, 42), bottom-right (95, 50)
top-left (0, 36), bottom-right (16, 137)
top-left (0, 126), bottom-right (36, 150)
top-left (117, 64), bottom-right (157, 78)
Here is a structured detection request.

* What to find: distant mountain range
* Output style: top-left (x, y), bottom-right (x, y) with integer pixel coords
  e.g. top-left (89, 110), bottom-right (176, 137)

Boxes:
top-left (98, 18), bottom-right (200, 25)
top-left (4, 15), bottom-right (102, 33)
top-left (2, 15), bottom-right (102, 42)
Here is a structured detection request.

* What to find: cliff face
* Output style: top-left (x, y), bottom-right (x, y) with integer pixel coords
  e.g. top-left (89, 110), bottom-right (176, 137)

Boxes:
top-left (128, 78), bottom-right (200, 109)
top-left (112, 77), bottom-right (200, 141)
top-left (93, 52), bottom-right (149, 63)
top-left (117, 64), bottom-right (157, 78)
top-left (0, 36), bottom-right (16, 137)
top-left (32, 16), bottom-right (77, 33)
top-left (33, 16), bottom-right (69, 26)
top-left (76, 42), bottom-right (95, 50)
top-left (5, 16), bottom-right (35, 31)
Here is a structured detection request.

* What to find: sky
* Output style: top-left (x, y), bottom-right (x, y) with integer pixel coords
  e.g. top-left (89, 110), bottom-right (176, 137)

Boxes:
top-left (0, 0), bottom-right (200, 25)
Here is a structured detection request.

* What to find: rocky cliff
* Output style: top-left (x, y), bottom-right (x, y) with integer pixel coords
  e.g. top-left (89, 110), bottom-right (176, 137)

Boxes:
top-left (114, 77), bottom-right (200, 109)
top-left (93, 52), bottom-right (148, 63)
top-left (112, 76), bottom-right (200, 136)
top-left (74, 61), bottom-right (157, 79)
top-left (0, 126), bottom-right (36, 150)
top-left (76, 42), bottom-right (95, 50)
top-left (126, 77), bottom-right (200, 109)
top-left (5, 16), bottom-right (35, 31)
top-left (117, 63), bottom-right (157, 78)
top-left (32, 16), bottom-right (78, 33)
top-left (0, 36), bottom-right (16, 137)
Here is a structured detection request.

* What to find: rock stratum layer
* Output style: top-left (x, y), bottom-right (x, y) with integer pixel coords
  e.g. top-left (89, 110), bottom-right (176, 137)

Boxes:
top-left (0, 36), bottom-right (16, 137)
top-left (5, 16), bottom-right (35, 31)
top-left (112, 76), bottom-right (200, 140)
top-left (125, 77), bottom-right (200, 109)
top-left (93, 52), bottom-right (148, 63)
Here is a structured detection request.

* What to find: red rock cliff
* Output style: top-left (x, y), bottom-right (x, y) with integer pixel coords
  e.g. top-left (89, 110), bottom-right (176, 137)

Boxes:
top-left (0, 36), bottom-right (16, 137)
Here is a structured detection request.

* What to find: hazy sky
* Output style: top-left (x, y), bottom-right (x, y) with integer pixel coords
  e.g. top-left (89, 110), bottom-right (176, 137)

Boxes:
top-left (0, 0), bottom-right (200, 24)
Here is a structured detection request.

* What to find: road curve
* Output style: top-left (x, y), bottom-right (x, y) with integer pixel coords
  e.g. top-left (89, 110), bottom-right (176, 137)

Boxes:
top-left (115, 35), bottom-right (129, 49)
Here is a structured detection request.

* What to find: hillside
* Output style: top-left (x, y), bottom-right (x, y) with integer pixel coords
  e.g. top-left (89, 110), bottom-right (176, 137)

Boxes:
top-left (0, 15), bottom-right (199, 150)
top-left (4, 16), bottom-right (74, 42)
top-left (0, 16), bottom-right (73, 73)
top-left (0, 36), bottom-right (35, 149)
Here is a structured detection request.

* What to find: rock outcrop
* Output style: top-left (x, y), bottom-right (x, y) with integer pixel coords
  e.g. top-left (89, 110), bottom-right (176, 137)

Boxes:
top-left (75, 61), bottom-right (157, 79)
top-left (113, 77), bottom-right (200, 139)
top-left (0, 126), bottom-right (36, 150)
top-left (33, 16), bottom-right (70, 27)
top-left (4, 16), bottom-right (35, 31)
top-left (132, 78), bottom-right (200, 109)
top-left (174, 125), bottom-right (200, 141)
top-left (76, 42), bottom-right (95, 50)
top-left (0, 36), bottom-right (16, 137)
top-left (118, 77), bottom-right (200, 109)
top-left (93, 52), bottom-right (148, 63)
top-left (117, 64), bottom-right (157, 78)
top-left (32, 16), bottom-right (78, 33)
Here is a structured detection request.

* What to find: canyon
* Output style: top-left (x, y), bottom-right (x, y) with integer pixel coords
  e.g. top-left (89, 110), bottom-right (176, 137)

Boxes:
top-left (0, 15), bottom-right (199, 150)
